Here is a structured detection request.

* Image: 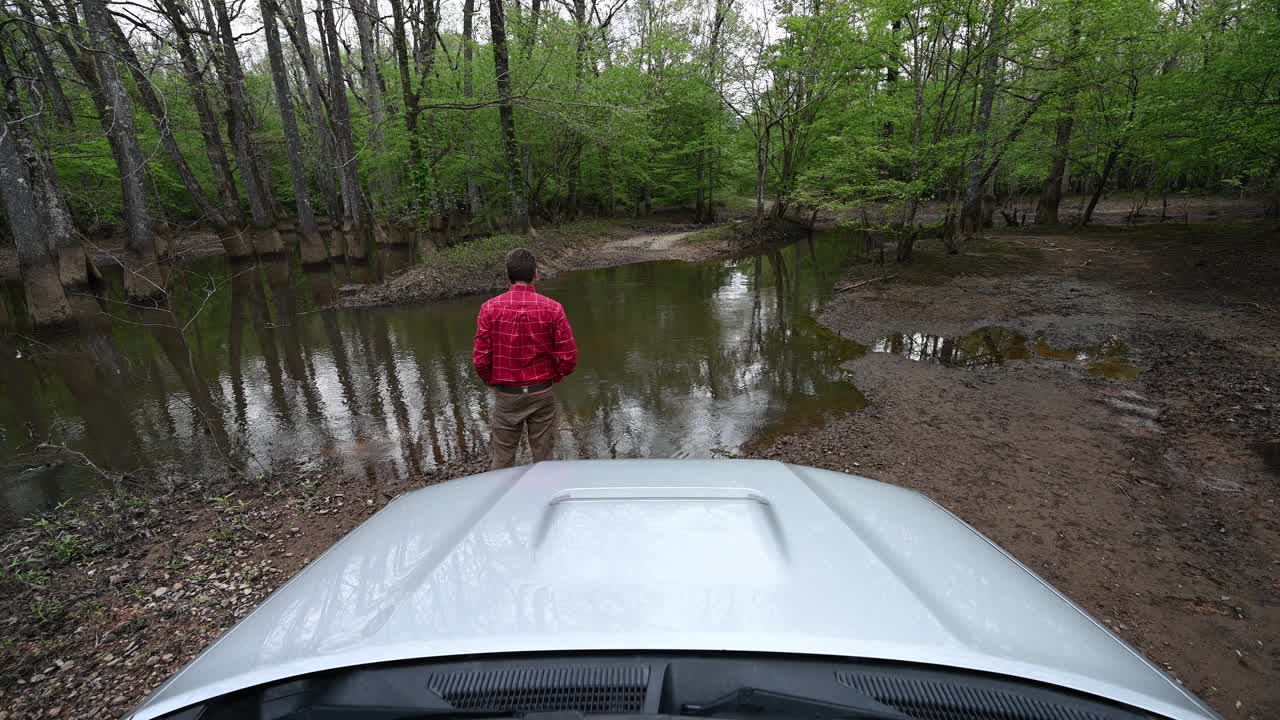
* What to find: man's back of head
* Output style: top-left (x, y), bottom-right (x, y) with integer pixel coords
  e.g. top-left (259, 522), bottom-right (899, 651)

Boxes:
top-left (506, 248), bottom-right (537, 284)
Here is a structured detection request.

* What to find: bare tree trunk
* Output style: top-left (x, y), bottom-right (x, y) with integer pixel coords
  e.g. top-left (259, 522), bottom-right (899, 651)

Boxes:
top-left (490, 0), bottom-right (531, 233)
top-left (388, 0), bottom-right (419, 174)
top-left (1081, 74), bottom-right (1139, 227)
top-left (81, 0), bottom-right (164, 300)
top-left (564, 0), bottom-right (588, 220)
top-left (1, 28), bottom-right (91, 287)
top-left (517, 0), bottom-right (541, 207)
top-left (30, 141), bottom-right (88, 288)
top-left (527, 0), bottom-right (542, 51)
top-left (698, 0), bottom-right (727, 224)
top-left (695, 154), bottom-right (706, 222)
top-left (707, 147), bottom-right (715, 221)
top-left (961, 0), bottom-right (1006, 241)
top-left (353, 0), bottom-right (390, 235)
top-left (212, 0), bottom-right (282, 256)
top-left (31, 0), bottom-right (175, 269)
top-left (106, 16), bottom-right (233, 237)
top-left (1037, 110), bottom-right (1074, 225)
top-left (1080, 148), bottom-right (1119, 226)
top-left (281, 0), bottom-right (342, 236)
top-left (14, 2), bottom-right (73, 126)
top-left (321, 0), bottom-right (368, 259)
top-left (462, 0), bottom-right (482, 216)
top-left (775, 120), bottom-right (799, 219)
top-left (262, 0), bottom-right (327, 264)
top-left (31, 0), bottom-right (163, 275)
top-left (157, 0), bottom-right (245, 241)
top-left (388, 0), bottom-right (438, 224)
top-left (0, 57), bottom-right (72, 328)
top-left (1037, 4), bottom-right (1080, 226)
top-left (755, 125), bottom-right (769, 221)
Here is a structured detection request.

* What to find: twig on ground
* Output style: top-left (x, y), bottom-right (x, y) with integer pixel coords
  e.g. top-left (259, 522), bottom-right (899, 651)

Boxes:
top-left (1226, 299), bottom-right (1272, 312)
top-left (36, 441), bottom-right (116, 480)
top-left (835, 275), bottom-right (898, 292)
top-left (1109, 476), bottom-right (1136, 502)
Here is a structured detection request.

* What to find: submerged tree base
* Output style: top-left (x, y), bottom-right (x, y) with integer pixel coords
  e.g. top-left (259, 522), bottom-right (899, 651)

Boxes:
top-left (122, 257), bottom-right (166, 303)
top-left (220, 229), bottom-right (255, 259)
top-left (22, 264), bottom-right (73, 330)
top-left (58, 246), bottom-right (90, 288)
top-left (343, 222), bottom-right (368, 261)
top-left (298, 230), bottom-right (329, 264)
top-left (253, 227), bottom-right (285, 255)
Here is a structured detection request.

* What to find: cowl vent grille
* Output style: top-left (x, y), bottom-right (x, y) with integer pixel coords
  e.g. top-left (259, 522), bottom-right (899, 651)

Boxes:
top-left (836, 671), bottom-right (1114, 720)
top-left (427, 665), bottom-right (649, 713)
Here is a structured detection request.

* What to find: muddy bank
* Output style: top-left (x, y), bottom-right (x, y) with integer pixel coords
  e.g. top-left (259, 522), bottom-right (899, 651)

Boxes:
top-left (340, 215), bottom-right (809, 308)
top-left (0, 455), bottom-right (489, 719)
top-left (751, 220), bottom-right (1280, 719)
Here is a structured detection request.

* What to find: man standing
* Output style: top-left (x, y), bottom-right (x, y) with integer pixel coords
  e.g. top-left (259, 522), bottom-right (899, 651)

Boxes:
top-left (472, 248), bottom-right (578, 468)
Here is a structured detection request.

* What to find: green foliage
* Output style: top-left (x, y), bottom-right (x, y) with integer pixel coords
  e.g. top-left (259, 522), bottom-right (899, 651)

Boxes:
top-left (5, 0), bottom-right (1273, 238)
top-left (793, 0), bottom-right (1278, 221)
top-left (0, 557), bottom-right (50, 593)
top-left (29, 596), bottom-right (66, 625)
top-left (440, 232), bottom-right (531, 269)
top-left (686, 224), bottom-right (736, 244)
top-left (45, 530), bottom-right (86, 563)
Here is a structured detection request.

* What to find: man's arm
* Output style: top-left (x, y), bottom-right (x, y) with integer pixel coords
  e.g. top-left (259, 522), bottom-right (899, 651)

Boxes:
top-left (551, 305), bottom-right (577, 380)
top-left (472, 304), bottom-right (494, 384)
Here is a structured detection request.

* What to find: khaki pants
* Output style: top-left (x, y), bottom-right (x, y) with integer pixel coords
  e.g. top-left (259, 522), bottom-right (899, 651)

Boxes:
top-left (490, 387), bottom-right (558, 469)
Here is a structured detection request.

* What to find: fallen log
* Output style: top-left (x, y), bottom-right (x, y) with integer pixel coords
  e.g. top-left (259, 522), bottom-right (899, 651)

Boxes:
top-left (835, 274), bottom-right (898, 293)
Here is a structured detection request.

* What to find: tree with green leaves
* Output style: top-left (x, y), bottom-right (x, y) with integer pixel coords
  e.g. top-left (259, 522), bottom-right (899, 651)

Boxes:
top-left (1, 0), bottom-right (1275, 284)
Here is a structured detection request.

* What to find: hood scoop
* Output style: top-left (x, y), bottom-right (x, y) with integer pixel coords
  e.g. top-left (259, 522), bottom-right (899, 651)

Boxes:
top-left (533, 487), bottom-right (788, 586)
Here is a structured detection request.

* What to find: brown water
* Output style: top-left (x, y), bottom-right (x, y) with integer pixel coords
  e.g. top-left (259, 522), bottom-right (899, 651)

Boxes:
top-left (0, 233), bottom-right (865, 526)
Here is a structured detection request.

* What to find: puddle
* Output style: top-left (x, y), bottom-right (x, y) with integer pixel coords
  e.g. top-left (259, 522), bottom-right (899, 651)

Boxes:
top-left (872, 327), bottom-right (1141, 379)
top-left (1086, 358), bottom-right (1142, 381)
top-left (871, 327), bottom-right (1029, 368)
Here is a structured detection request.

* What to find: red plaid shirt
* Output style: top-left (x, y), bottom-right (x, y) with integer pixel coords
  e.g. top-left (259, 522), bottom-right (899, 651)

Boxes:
top-left (472, 284), bottom-right (578, 386)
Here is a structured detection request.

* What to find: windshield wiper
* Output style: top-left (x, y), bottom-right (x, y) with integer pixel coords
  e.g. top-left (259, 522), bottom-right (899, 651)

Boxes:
top-left (681, 687), bottom-right (912, 720)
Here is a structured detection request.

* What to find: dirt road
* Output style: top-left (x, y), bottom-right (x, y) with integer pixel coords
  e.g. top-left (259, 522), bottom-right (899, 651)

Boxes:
top-left (752, 220), bottom-right (1280, 719)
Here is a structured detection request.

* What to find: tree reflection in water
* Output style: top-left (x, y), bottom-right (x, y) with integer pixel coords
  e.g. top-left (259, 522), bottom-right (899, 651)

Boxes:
top-left (0, 231), bottom-right (867, 523)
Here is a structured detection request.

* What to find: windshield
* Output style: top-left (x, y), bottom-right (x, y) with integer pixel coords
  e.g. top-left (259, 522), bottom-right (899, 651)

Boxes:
top-left (157, 653), bottom-right (1165, 720)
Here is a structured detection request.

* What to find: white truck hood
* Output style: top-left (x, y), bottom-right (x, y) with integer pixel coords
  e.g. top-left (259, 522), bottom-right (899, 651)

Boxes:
top-left (130, 460), bottom-right (1217, 720)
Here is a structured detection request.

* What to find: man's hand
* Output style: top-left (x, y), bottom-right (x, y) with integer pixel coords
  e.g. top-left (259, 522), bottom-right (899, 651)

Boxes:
top-left (552, 306), bottom-right (578, 380)
top-left (472, 305), bottom-right (494, 384)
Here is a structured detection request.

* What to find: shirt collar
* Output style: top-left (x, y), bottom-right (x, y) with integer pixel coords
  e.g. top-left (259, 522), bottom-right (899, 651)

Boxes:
top-left (509, 284), bottom-right (537, 294)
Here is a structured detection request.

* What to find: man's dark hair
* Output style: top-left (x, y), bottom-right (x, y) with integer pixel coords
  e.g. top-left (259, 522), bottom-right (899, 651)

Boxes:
top-left (505, 248), bottom-right (537, 283)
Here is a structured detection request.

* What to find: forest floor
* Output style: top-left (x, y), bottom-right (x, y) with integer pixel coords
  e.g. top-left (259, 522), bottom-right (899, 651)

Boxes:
top-left (751, 213), bottom-right (1280, 719)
